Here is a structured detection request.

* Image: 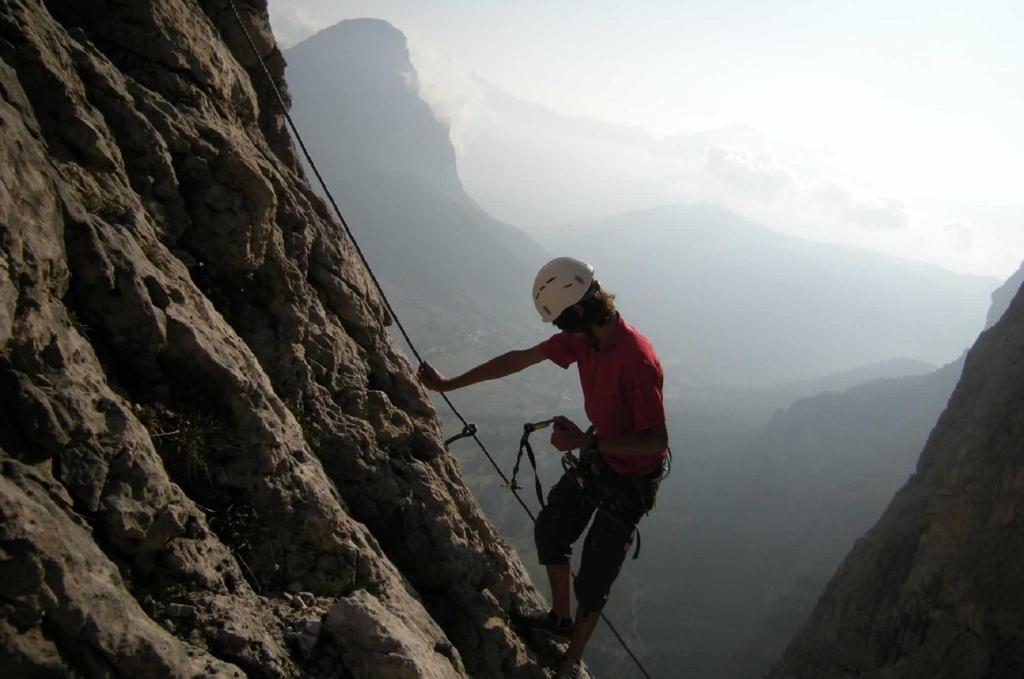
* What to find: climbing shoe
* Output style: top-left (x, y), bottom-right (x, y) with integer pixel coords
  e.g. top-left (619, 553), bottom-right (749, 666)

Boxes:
top-left (509, 607), bottom-right (574, 641)
top-left (555, 657), bottom-right (591, 678)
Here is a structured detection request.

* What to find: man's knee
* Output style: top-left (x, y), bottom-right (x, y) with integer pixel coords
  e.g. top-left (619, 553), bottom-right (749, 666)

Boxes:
top-left (535, 474), bottom-right (591, 565)
top-left (574, 519), bottom-right (636, 611)
top-left (573, 573), bottom-right (611, 614)
top-left (535, 506), bottom-right (571, 564)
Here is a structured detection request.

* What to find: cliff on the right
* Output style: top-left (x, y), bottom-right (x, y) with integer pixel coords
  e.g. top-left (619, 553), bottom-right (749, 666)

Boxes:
top-left (767, 262), bottom-right (1024, 679)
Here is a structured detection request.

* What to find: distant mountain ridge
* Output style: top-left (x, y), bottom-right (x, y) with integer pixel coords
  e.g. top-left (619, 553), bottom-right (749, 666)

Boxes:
top-left (283, 22), bottom-right (997, 387)
top-left (284, 19), bottom-right (547, 353)
top-left (547, 203), bottom-right (997, 383)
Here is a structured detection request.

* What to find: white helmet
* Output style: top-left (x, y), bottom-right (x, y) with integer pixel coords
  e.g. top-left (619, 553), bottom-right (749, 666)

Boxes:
top-left (532, 257), bottom-right (595, 322)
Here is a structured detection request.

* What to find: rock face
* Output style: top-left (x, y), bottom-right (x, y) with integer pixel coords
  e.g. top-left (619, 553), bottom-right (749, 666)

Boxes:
top-left (767, 280), bottom-right (1024, 676)
top-left (986, 260), bottom-right (1024, 329)
top-left (0, 0), bottom-right (547, 676)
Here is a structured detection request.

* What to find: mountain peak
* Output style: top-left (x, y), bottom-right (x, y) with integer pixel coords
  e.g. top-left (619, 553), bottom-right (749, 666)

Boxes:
top-left (285, 18), bottom-right (464, 198)
top-left (289, 17), bottom-right (409, 60)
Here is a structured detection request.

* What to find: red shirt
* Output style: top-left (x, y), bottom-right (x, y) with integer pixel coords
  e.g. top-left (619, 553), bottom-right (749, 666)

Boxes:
top-left (540, 314), bottom-right (667, 475)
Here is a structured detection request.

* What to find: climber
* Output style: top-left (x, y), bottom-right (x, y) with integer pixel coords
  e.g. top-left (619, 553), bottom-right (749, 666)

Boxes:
top-left (418, 257), bottom-right (668, 679)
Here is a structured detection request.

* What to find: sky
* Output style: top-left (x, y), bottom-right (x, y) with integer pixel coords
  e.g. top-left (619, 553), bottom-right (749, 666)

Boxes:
top-left (267, 0), bottom-right (1024, 278)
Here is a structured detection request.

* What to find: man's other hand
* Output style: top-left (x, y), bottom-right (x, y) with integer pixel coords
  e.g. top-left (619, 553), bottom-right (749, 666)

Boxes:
top-left (551, 415), bottom-right (588, 452)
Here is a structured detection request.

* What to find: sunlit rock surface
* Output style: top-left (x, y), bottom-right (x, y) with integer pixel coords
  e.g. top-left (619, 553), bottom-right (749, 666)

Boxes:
top-left (0, 1), bottom-right (548, 675)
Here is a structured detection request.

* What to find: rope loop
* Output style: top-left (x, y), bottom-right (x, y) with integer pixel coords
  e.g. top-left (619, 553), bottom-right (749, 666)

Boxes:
top-left (444, 423), bottom-right (478, 447)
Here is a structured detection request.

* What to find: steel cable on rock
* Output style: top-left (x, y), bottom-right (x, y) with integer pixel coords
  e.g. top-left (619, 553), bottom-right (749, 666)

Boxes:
top-left (225, 3), bottom-right (654, 677)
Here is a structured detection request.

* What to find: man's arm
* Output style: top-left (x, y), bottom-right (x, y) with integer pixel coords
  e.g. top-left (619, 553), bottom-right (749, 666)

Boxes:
top-left (418, 344), bottom-right (547, 392)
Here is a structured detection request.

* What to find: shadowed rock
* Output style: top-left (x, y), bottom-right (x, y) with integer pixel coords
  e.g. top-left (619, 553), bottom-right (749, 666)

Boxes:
top-left (767, 268), bottom-right (1024, 678)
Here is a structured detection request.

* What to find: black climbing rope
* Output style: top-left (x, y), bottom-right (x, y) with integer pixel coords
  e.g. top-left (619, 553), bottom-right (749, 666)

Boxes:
top-left (225, 4), bottom-right (653, 677)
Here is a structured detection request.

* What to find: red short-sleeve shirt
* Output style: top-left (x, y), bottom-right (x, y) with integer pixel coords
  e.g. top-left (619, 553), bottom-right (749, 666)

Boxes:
top-left (540, 314), bottom-right (667, 475)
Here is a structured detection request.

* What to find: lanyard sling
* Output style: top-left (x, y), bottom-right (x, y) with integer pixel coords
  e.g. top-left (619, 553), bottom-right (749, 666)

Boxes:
top-left (510, 419), bottom-right (554, 506)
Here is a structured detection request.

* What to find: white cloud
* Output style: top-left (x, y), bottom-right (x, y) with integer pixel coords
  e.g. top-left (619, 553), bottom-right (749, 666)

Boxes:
top-left (940, 221), bottom-right (976, 251)
top-left (404, 42), bottom-right (492, 156)
top-left (703, 147), bottom-right (795, 201)
top-left (423, 79), bottom-right (1016, 276)
top-left (263, 1), bottom-right (1021, 278)
top-left (702, 145), bottom-right (910, 235)
top-left (267, 4), bottom-right (321, 48)
top-left (809, 182), bottom-right (910, 231)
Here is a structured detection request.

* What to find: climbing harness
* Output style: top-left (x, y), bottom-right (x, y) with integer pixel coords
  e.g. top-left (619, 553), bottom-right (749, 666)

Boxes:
top-left (513, 420), bottom-right (669, 560)
top-left (225, 5), bottom-right (653, 676)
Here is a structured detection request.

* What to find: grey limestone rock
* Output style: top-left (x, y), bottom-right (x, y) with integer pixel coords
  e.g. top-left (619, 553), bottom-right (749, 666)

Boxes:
top-left (0, 0), bottom-right (548, 676)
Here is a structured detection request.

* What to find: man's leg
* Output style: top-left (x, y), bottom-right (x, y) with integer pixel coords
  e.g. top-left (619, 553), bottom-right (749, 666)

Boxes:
top-left (565, 470), bottom-right (659, 664)
top-left (547, 562), bottom-right (572, 620)
top-left (566, 608), bottom-right (602, 662)
top-left (535, 473), bottom-right (594, 614)
top-left (571, 511), bottom-right (639, 659)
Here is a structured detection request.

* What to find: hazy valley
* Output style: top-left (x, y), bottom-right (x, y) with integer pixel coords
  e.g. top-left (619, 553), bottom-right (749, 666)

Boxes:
top-left (282, 17), bottom-right (1021, 679)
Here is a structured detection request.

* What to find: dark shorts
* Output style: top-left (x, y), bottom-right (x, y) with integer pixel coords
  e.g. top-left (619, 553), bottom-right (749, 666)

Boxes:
top-left (534, 452), bottom-right (661, 613)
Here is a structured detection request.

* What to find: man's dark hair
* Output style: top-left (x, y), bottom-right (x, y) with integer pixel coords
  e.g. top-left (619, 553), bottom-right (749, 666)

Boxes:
top-left (553, 282), bottom-right (616, 333)
top-left (590, 285), bottom-right (617, 318)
